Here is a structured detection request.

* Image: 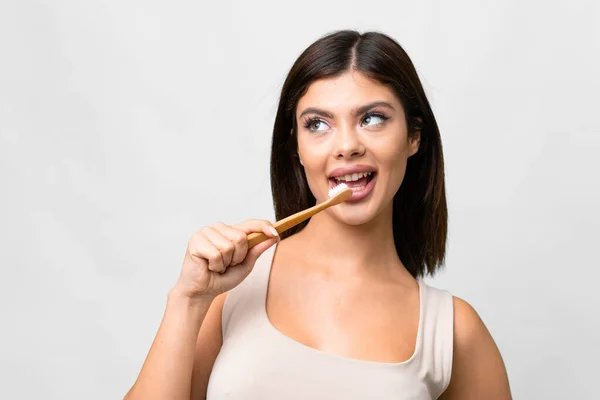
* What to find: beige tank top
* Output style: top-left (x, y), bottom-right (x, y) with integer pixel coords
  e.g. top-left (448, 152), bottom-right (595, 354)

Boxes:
top-left (207, 245), bottom-right (454, 399)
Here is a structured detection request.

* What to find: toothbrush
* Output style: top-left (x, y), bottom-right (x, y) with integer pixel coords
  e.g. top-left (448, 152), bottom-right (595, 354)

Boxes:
top-left (246, 183), bottom-right (353, 249)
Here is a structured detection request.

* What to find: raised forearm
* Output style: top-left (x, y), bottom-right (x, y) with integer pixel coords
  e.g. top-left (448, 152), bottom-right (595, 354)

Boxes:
top-left (125, 289), bottom-right (214, 400)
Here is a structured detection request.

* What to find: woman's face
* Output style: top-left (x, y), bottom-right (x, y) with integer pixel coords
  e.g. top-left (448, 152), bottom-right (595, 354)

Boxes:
top-left (296, 71), bottom-right (420, 226)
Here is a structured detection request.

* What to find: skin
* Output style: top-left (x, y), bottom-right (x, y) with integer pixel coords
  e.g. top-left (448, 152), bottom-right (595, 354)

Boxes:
top-left (267, 71), bottom-right (423, 363)
top-left (125, 71), bottom-right (511, 400)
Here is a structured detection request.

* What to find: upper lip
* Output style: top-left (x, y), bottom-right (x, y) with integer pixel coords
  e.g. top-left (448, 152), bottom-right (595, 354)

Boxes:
top-left (328, 164), bottom-right (377, 178)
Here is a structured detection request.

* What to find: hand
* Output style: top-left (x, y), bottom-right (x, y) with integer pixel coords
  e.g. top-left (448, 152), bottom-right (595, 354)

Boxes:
top-left (173, 220), bottom-right (279, 301)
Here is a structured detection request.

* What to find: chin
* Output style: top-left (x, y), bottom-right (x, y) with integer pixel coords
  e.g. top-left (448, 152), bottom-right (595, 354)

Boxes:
top-left (327, 201), bottom-right (382, 226)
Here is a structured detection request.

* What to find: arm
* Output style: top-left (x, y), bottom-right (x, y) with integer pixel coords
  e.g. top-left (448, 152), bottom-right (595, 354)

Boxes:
top-left (123, 220), bottom-right (278, 400)
top-left (190, 293), bottom-right (227, 399)
top-left (124, 290), bottom-right (225, 400)
top-left (439, 297), bottom-right (512, 400)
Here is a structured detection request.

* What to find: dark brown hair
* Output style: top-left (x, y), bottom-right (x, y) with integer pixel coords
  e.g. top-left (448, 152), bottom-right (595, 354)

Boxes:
top-left (270, 30), bottom-right (447, 278)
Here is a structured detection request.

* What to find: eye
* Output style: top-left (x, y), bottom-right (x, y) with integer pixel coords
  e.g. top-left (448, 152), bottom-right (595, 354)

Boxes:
top-left (361, 112), bottom-right (389, 127)
top-left (304, 118), bottom-right (330, 133)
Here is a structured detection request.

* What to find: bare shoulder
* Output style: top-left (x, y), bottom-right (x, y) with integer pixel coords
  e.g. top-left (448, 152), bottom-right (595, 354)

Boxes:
top-left (453, 296), bottom-right (487, 340)
top-left (439, 296), bottom-right (512, 400)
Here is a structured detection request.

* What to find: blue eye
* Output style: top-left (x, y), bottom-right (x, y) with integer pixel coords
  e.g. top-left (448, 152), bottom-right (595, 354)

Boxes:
top-left (362, 113), bottom-right (389, 127)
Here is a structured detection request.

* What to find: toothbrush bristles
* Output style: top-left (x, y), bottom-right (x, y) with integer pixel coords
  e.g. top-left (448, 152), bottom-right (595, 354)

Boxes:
top-left (328, 182), bottom-right (349, 197)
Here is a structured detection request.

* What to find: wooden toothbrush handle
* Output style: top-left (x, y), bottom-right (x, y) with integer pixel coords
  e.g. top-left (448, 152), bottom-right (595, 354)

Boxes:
top-left (246, 200), bottom-right (331, 249)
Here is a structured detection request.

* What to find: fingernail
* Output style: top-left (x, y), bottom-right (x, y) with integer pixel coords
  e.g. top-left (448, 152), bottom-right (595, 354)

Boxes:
top-left (269, 227), bottom-right (279, 237)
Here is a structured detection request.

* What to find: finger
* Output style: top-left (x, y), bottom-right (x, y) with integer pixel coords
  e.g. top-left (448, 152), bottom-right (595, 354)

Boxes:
top-left (187, 231), bottom-right (223, 273)
top-left (199, 227), bottom-right (233, 272)
top-left (245, 236), bottom-right (278, 267)
top-left (212, 222), bottom-right (248, 266)
top-left (221, 236), bottom-right (279, 286)
top-left (201, 226), bottom-right (235, 271)
top-left (234, 219), bottom-right (279, 239)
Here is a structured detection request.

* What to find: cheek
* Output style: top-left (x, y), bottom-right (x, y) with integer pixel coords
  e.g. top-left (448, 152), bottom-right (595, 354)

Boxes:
top-left (379, 142), bottom-right (410, 186)
top-left (297, 142), bottom-right (329, 201)
top-left (297, 138), bottom-right (329, 173)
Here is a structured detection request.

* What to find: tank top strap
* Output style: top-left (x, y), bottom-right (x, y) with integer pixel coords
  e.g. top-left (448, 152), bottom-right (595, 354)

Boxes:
top-left (221, 243), bottom-right (277, 338)
top-left (415, 280), bottom-right (454, 398)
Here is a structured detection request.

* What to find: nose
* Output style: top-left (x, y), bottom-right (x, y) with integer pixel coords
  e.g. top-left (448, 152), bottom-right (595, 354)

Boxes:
top-left (331, 123), bottom-right (365, 159)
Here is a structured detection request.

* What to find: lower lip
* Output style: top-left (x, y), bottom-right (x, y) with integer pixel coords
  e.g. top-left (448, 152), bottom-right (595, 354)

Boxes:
top-left (330, 174), bottom-right (377, 203)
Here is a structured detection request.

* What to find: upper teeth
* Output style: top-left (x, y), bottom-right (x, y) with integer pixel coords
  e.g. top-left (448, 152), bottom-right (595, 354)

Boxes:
top-left (334, 171), bottom-right (373, 182)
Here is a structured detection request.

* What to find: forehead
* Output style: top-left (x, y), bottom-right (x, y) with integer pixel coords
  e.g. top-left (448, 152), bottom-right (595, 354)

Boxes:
top-left (297, 71), bottom-right (400, 112)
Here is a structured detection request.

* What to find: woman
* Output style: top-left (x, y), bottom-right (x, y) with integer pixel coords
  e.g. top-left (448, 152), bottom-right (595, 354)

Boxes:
top-left (125, 30), bottom-right (511, 399)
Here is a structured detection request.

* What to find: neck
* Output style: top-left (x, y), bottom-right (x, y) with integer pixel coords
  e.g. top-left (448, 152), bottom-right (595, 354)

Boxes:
top-left (295, 203), bottom-right (404, 277)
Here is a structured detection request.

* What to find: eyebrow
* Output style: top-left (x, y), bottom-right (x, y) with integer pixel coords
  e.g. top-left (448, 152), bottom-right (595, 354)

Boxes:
top-left (298, 101), bottom-right (396, 119)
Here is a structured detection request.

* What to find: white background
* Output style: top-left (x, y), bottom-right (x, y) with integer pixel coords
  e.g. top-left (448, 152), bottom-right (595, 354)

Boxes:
top-left (1, 1), bottom-right (599, 399)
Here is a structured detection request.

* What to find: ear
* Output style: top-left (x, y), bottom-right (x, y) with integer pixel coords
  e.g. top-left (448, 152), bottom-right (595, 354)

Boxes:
top-left (409, 130), bottom-right (421, 156)
top-left (408, 117), bottom-right (422, 156)
top-left (298, 152), bottom-right (304, 166)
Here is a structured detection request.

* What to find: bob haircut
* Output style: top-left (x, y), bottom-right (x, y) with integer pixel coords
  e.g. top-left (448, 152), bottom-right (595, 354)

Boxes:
top-left (270, 30), bottom-right (447, 278)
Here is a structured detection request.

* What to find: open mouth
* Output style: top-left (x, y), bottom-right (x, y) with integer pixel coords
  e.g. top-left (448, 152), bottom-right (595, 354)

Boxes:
top-left (329, 171), bottom-right (376, 191)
